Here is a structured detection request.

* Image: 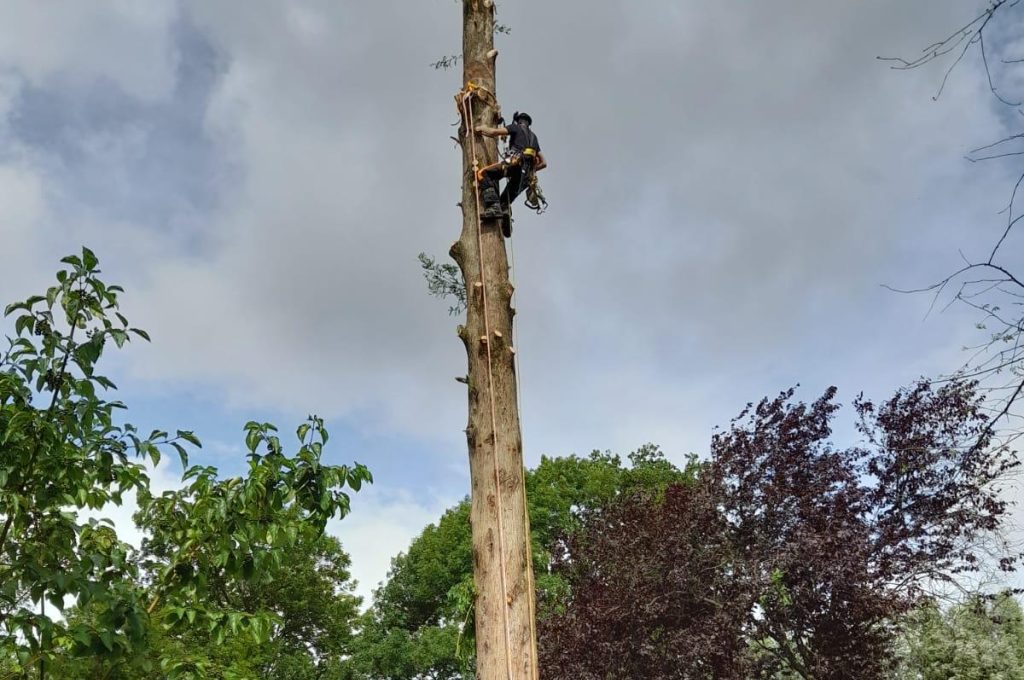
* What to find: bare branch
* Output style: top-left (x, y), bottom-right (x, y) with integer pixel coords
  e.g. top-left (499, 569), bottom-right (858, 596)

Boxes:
top-left (878, 0), bottom-right (1020, 103)
top-left (989, 173), bottom-right (1024, 263)
top-left (966, 150), bottom-right (1024, 162)
top-left (980, 31), bottom-right (1021, 107)
top-left (969, 133), bottom-right (1024, 156)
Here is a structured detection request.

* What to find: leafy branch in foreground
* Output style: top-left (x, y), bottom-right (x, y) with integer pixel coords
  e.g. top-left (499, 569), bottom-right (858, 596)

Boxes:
top-left (0, 248), bottom-right (192, 674)
top-left (0, 249), bottom-right (371, 678)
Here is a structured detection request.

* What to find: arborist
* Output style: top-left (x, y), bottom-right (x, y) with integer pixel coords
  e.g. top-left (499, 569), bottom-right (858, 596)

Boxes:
top-left (475, 111), bottom-right (547, 228)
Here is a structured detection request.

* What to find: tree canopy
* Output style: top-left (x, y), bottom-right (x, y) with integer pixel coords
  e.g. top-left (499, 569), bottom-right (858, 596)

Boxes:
top-left (3, 252), bottom-right (1020, 679)
top-left (894, 592), bottom-right (1024, 680)
top-left (539, 381), bottom-right (1020, 679)
top-left (347, 447), bottom-right (696, 679)
top-left (0, 250), bottom-right (371, 678)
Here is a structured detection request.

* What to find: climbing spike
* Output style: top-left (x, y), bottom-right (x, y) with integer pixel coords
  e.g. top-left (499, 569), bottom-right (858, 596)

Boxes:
top-left (509, 346), bottom-right (517, 355)
top-left (493, 330), bottom-right (503, 340)
top-left (487, 48), bottom-right (498, 59)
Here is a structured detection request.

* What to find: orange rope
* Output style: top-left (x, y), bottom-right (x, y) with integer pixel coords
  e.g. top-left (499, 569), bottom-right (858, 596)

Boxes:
top-left (461, 89), bottom-right (516, 680)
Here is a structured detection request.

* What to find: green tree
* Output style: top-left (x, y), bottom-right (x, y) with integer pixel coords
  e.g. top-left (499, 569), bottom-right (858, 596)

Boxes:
top-left (0, 250), bottom-right (370, 677)
top-left (53, 526), bottom-right (362, 679)
top-left (895, 593), bottom-right (1024, 680)
top-left (347, 447), bottom-right (694, 679)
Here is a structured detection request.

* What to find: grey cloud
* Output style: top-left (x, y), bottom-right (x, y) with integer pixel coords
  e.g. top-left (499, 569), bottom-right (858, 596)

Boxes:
top-left (7, 18), bottom-right (225, 241)
top-left (0, 1), bottom-right (179, 102)
top-left (2, 0), bottom-right (1018, 465)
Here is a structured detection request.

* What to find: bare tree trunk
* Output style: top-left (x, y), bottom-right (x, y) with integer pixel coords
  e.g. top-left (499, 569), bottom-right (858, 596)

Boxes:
top-left (449, 2), bottom-right (539, 679)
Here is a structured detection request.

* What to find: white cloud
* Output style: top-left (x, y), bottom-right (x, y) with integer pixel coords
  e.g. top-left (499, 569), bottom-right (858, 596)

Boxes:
top-left (114, 0), bottom-right (467, 443)
top-left (3, 2), bottom-right (1007, 450)
top-left (1, 3), bottom-right (997, 452)
top-left (0, 162), bottom-right (51, 303)
top-left (0, 164), bottom-right (43, 240)
top-left (0, 1), bottom-right (178, 102)
top-left (98, 0), bottom-right (1005, 461)
top-left (329, 486), bottom-right (455, 604)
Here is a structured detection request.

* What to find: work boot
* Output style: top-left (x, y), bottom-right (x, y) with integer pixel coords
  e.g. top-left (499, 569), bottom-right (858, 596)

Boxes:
top-left (481, 204), bottom-right (504, 220)
top-left (480, 187), bottom-right (503, 220)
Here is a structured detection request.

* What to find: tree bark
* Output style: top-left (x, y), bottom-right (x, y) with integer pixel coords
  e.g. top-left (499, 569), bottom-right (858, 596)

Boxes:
top-left (450, 2), bottom-right (539, 679)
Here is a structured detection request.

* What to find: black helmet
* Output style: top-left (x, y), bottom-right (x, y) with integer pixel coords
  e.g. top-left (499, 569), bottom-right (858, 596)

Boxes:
top-left (512, 111), bottom-right (532, 126)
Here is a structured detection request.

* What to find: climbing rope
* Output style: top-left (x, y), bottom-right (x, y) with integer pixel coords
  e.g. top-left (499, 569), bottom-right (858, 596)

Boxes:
top-left (506, 233), bottom-right (540, 680)
top-left (459, 86), bottom-right (516, 680)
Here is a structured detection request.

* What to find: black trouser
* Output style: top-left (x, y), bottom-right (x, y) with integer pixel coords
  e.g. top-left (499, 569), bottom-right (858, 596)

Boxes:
top-left (480, 157), bottom-right (533, 211)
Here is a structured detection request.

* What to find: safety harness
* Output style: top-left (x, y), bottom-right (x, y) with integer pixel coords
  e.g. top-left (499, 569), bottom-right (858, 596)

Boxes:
top-left (504, 147), bottom-right (547, 215)
top-left (476, 128), bottom-right (548, 216)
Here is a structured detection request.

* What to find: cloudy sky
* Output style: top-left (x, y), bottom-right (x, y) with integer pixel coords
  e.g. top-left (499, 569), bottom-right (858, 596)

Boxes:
top-left (2, 0), bottom-right (1023, 601)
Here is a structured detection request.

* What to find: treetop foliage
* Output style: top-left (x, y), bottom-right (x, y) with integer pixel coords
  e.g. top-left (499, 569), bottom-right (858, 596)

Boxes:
top-left (0, 249), bottom-right (371, 678)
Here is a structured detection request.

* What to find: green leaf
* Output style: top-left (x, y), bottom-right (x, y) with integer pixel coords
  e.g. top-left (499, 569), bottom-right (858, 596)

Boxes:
top-left (14, 314), bottom-right (33, 336)
top-left (72, 627), bottom-right (92, 647)
top-left (177, 430), bottom-right (202, 448)
top-left (76, 338), bottom-right (102, 365)
top-left (95, 375), bottom-right (117, 390)
top-left (171, 442), bottom-right (189, 468)
top-left (77, 378), bottom-right (96, 400)
top-left (82, 247), bottom-right (98, 270)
